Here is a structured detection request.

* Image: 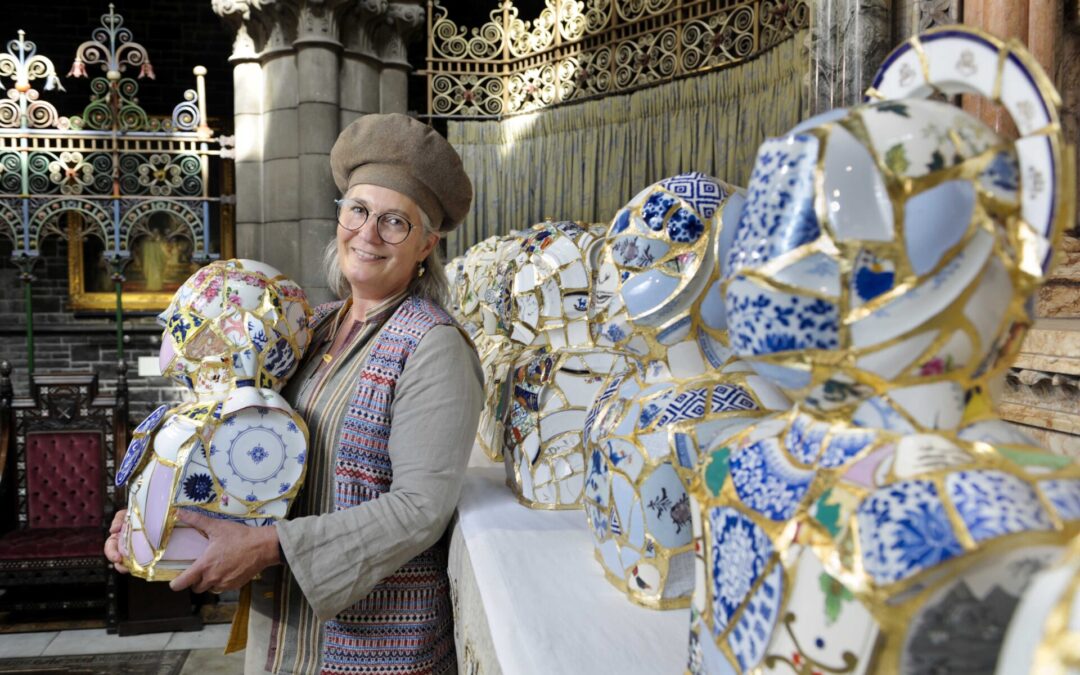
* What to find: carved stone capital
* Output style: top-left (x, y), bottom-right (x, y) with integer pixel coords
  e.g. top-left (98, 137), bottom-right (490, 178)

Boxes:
top-left (374, 1), bottom-right (424, 64)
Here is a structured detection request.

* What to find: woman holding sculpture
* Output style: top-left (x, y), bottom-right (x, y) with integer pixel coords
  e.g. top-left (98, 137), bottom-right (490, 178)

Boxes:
top-left (106, 113), bottom-right (484, 674)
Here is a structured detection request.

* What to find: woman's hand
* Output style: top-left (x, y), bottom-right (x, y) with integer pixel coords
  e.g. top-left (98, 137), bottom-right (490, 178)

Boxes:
top-left (168, 509), bottom-right (281, 594)
top-left (104, 509), bottom-right (129, 574)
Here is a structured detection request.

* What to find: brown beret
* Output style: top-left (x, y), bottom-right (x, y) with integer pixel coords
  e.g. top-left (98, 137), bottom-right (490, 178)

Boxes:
top-left (330, 113), bottom-right (472, 233)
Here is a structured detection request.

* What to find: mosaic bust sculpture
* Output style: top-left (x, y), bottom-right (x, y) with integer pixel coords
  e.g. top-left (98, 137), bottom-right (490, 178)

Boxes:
top-left (115, 259), bottom-right (312, 579)
top-left (685, 26), bottom-right (1079, 673)
top-left (581, 172), bottom-right (790, 608)
top-left (501, 220), bottom-right (636, 508)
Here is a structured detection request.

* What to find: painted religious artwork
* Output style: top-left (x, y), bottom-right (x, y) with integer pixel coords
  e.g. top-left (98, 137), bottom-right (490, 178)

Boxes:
top-left (69, 205), bottom-right (233, 312)
top-left (114, 259), bottom-right (312, 579)
top-left (684, 26), bottom-right (1080, 674)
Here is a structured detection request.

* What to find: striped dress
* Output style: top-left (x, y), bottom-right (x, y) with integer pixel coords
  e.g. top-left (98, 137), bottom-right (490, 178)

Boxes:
top-left (250, 294), bottom-right (473, 675)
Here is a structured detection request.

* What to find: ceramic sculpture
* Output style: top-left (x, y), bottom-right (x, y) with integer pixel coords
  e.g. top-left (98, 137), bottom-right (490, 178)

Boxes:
top-left (582, 359), bottom-right (789, 609)
top-left (996, 535), bottom-right (1080, 674)
top-left (582, 172), bottom-right (790, 608)
top-left (589, 172), bottom-right (743, 380)
top-left (503, 348), bottom-right (629, 509)
top-left (115, 259), bottom-right (312, 580)
top-left (467, 233), bottom-right (526, 461)
top-left (685, 26), bottom-right (1079, 673)
top-left (507, 220), bottom-right (600, 349)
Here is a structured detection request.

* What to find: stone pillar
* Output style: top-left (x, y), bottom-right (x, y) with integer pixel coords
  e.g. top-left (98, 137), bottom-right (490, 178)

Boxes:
top-left (376, 4), bottom-right (424, 114)
top-left (806, 0), bottom-right (893, 114)
top-left (228, 25), bottom-right (265, 262)
top-left (211, 0), bottom-right (425, 304)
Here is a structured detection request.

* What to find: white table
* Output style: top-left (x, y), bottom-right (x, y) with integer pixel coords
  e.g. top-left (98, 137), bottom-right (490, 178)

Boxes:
top-left (448, 464), bottom-right (689, 674)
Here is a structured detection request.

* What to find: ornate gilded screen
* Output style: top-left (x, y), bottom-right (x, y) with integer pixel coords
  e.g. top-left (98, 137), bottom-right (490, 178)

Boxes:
top-left (421, 0), bottom-right (809, 118)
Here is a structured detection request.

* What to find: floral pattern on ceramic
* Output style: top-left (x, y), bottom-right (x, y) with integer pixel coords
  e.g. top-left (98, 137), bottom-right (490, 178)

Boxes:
top-left (685, 25), bottom-right (1080, 675)
top-left (509, 221), bottom-right (599, 349)
top-left (116, 259), bottom-right (311, 581)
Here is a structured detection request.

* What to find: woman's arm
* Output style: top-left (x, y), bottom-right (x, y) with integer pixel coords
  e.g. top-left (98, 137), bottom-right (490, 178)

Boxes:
top-left (278, 324), bottom-right (483, 620)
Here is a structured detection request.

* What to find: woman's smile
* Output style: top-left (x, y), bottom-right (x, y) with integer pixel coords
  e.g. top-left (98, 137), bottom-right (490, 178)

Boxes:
top-left (350, 246), bottom-right (387, 262)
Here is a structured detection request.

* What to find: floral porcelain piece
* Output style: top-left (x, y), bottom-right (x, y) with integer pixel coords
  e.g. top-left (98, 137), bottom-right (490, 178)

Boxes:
top-left (503, 348), bottom-right (629, 509)
top-left (475, 339), bottom-right (526, 463)
top-left (582, 359), bottom-right (787, 609)
top-left (688, 26), bottom-right (1079, 674)
top-left (115, 259), bottom-right (312, 580)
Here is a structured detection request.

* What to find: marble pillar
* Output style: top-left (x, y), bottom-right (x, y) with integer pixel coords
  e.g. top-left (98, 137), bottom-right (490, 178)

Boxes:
top-left (211, 0), bottom-right (424, 304)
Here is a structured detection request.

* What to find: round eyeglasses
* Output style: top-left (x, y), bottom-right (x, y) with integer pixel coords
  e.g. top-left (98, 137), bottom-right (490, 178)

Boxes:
top-left (334, 199), bottom-right (414, 245)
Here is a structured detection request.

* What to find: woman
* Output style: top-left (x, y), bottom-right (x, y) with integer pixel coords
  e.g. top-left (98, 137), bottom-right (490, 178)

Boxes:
top-left (106, 113), bottom-right (483, 674)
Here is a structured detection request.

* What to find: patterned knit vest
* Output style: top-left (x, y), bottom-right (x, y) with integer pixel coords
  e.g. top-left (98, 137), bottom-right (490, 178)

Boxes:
top-left (315, 296), bottom-right (456, 675)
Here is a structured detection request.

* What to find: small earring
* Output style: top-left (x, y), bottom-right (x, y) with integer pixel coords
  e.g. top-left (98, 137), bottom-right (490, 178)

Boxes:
top-left (417, 263), bottom-right (426, 278)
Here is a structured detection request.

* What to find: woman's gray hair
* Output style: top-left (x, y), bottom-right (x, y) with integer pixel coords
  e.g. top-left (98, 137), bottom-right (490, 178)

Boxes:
top-left (323, 208), bottom-right (449, 307)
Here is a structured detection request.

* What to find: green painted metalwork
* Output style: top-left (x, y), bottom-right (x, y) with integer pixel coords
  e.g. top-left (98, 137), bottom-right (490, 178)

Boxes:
top-left (0, 6), bottom-right (234, 374)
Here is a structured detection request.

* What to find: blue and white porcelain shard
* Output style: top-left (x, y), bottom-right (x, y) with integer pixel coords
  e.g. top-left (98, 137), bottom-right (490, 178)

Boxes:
top-left (689, 24), bottom-right (1079, 675)
top-left (502, 348), bottom-right (629, 509)
top-left (589, 172), bottom-right (742, 377)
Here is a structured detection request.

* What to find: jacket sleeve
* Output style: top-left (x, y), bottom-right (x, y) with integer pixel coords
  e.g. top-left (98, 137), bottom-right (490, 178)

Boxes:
top-left (275, 324), bottom-right (483, 620)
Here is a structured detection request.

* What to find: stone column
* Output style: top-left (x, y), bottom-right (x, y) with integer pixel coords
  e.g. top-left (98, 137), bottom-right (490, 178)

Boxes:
top-left (339, 4), bottom-right (384, 135)
top-left (377, 3), bottom-right (425, 114)
top-left (296, 2), bottom-right (348, 298)
top-left (220, 19), bottom-right (266, 261)
top-left (211, 0), bottom-right (425, 304)
top-left (806, 0), bottom-right (893, 115)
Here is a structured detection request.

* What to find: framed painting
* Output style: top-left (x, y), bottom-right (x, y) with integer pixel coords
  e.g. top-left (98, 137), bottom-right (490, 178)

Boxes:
top-left (67, 172), bottom-right (235, 313)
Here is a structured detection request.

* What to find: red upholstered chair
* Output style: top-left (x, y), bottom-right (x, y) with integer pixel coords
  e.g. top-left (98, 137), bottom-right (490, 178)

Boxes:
top-left (0, 360), bottom-right (128, 630)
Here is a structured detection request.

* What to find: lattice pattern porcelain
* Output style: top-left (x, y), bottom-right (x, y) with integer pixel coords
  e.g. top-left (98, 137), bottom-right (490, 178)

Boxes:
top-left (686, 26), bottom-right (1080, 674)
top-left (590, 172), bottom-right (742, 379)
top-left (115, 259), bottom-right (312, 580)
top-left (503, 348), bottom-right (629, 509)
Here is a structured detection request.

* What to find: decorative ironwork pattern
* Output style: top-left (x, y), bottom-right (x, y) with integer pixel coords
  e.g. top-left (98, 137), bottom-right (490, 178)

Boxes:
top-left (0, 7), bottom-right (232, 264)
top-left (422, 0), bottom-right (809, 117)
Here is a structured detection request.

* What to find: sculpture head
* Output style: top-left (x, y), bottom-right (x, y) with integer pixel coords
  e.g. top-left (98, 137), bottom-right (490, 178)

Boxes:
top-left (723, 32), bottom-right (1072, 429)
top-left (591, 172), bottom-right (744, 378)
top-left (156, 258), bottom-right (311, 397)
top-left (116, 259), bottom-right (312, 579)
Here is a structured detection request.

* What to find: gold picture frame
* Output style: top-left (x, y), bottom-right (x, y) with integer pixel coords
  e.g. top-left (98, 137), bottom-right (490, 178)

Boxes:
top-left (67, 167), bottom-right (235, 312)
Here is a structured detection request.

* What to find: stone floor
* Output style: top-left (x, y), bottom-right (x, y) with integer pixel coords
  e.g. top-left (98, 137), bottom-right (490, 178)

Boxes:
top-left (0, 622), bottom-right (244, 674)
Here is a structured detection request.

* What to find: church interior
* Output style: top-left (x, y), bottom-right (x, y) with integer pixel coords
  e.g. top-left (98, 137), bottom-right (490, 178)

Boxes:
top-left (1, 0), bottom-right (1079, 673)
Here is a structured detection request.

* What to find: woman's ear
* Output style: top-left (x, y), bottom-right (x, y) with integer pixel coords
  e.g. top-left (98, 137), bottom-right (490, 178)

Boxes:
top-left (420, 231), bottom-right (439, 259)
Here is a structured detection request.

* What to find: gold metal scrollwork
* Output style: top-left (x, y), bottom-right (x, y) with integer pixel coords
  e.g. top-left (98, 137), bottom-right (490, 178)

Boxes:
top-left (422, 0), bottom-right (809, 118)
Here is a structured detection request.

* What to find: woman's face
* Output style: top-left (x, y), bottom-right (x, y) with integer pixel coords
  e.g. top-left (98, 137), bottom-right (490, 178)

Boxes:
top-left (336, 184), bottom-right (437, 303)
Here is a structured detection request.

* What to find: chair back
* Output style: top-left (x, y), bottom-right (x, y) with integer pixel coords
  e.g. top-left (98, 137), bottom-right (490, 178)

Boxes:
top-left (0, 362), bottom-right (128, 533)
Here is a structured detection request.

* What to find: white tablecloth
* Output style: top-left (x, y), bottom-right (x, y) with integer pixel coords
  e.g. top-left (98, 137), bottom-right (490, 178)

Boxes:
top-left (448, 464), bottom-right (689, 675)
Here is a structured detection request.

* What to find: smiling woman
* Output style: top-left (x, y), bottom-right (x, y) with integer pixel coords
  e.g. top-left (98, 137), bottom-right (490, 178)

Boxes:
top-left (105, 114), bottom-right (485, 675)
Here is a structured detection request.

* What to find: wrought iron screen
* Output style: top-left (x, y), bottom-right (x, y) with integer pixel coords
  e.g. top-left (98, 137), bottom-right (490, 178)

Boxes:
top-left (0, 5), bottom-right (234, 370)
top-left (421, 0), bottom-right (809, 118)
